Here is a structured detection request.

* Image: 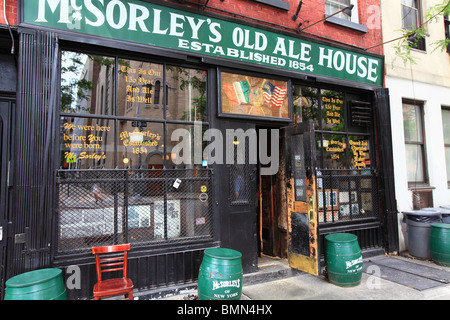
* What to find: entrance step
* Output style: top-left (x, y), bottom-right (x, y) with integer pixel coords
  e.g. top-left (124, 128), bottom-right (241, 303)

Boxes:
top-left (243, 256), bottom-right (302, 286)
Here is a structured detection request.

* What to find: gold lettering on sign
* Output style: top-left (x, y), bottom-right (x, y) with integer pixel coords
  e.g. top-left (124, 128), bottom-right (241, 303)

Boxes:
top-left (349, 140), bottom-right (368, 168)
top-left (123, 66), bottom-right (162, 106)
top-left (322, 96), bottom-right (343, 125)
top-left (62, 122), bottom-right (111, 163)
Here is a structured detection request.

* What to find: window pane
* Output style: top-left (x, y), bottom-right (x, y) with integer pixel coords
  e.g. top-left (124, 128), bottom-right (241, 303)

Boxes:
top-left (403, 6), bottom-right (418, 29)
top-left (348, 136), bottom-right (370, 169)
top-left (61, 52), bottom-right (115, 115)
top-left (402, 0), bottom-right (418, 30)
top-left (60, 116), bottom-right (115, 169)
top-left (166, 66), bottom-right (207, 122)
top-left (401, 0), bottom-right (415, 6)
top-left (117, 59), bottom-right (164, 119)
top-left (321, 90), bottom-right (344, 131)
top-left (118, 121), bottom-right (164, 169)
top-left (403, 103), bottom-right (422, 143)
top-left (442, 109), bottom-right (450, 144)
top-left (321, 134), bottom-right (346, 169)
top-left (405, 144), bottom-right (424, 182)
top-left (167, 123), bottom-right (208, 167)
top-left (325, 0), bottom-right (351, 20)
top-left (293, 86), bottom-right (319, 128)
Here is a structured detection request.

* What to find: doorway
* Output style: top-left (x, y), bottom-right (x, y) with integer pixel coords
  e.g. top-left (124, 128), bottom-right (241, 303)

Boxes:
top-left (257, 125), bottom-right (288, 261)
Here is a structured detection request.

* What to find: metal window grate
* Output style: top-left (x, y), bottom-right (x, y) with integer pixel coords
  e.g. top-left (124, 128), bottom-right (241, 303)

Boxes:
top-left (316, 169), bottom-right (379, 224)
top-left (56, 168), bottom-right (214, 254)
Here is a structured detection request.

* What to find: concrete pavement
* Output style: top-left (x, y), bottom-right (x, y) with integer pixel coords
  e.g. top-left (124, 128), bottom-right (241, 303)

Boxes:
top-left (156, 254), bottom-right (450, 300)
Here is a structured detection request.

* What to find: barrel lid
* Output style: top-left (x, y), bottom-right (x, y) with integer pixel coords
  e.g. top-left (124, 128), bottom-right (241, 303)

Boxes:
top-left (431, 223), bottom-right (450, 229)
top-left (204, 248), bottom-right (242, 259)
top-left (325, 233), bottom-right (357, 243)
top-left (6, 268), bottom-right (62, 288)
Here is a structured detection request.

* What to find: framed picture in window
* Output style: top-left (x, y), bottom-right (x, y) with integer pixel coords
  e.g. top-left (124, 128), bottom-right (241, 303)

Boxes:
top-left (219, 71), bottom-right (291, 121)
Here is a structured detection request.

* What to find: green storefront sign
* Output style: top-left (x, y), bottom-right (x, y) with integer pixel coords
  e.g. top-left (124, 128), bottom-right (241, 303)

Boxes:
top-left (23, 0), bottom-right (382, 86)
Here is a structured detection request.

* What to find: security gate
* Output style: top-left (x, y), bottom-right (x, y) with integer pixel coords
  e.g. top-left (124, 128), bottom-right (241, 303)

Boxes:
top-left (0, 99), bottom-right (13, 298)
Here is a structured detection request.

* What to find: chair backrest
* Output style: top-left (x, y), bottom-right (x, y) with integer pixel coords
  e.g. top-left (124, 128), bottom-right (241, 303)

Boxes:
top-left (92, 243), bottom-right (131, 282)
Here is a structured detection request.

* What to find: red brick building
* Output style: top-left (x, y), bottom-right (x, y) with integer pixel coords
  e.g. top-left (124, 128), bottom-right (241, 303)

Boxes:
top-left (0, 0), bottom-right (397, 300)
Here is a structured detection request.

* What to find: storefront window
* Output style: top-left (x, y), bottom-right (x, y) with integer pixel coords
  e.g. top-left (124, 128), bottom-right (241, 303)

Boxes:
top-left (58, 50), bottom-right (212, 253)
top-left (310, 88), bottom-right (376, 224)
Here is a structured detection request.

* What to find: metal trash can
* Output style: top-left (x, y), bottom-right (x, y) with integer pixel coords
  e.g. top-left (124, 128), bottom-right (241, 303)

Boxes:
top-left (424, 207), bottom-right (450, 223)
top-left (403, 210), bottom-right (442, 259)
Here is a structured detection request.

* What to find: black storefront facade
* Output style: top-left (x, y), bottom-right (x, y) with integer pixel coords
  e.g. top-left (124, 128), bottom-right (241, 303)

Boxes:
top-left (0, 0), bottom-right (398, 299)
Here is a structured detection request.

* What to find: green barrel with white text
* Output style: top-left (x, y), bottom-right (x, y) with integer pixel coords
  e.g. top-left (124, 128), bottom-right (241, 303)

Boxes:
top-left (430, 223), bottom-right (450, 267)
top-left (325, 233), bottom-right (363, 287)
top-left (198, 248), bottom-right (243, 300)
top-left (4, 268), bottom-right (67, 300)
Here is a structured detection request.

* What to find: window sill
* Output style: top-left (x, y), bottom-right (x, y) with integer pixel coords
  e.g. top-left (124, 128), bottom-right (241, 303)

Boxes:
top-left (408, 185), bottom-right (435, 191)
top-left (324, 16), bottom-right (367, 33)
top-left (252, 0), bottom-right (289, 10)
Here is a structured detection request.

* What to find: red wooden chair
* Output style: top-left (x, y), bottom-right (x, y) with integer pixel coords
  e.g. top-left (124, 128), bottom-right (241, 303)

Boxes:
top-left (92, 243), bottom-right (134, 300)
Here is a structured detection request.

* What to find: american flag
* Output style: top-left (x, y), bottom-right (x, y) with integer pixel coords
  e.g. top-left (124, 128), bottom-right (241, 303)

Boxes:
top-left (270, 86), bottom-right (287, 108)
top-left (262, 81), bottom-right (274, 104)
top-left (262, 81), bottom-right (287, 108)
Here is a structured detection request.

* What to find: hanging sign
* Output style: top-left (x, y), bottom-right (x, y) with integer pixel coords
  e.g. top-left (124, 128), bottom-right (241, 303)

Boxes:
top-left (23, 0), bottom-right (382, 86)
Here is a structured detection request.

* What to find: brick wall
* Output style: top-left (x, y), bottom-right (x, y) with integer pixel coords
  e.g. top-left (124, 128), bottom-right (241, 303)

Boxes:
top-left (0, 0), bottom-right (17, 26)
top-left (201, 0), bottom-right (383, 55)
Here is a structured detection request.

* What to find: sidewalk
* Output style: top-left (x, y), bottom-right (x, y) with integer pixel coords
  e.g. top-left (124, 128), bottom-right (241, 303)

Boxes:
top-left (156, 254), bottom-right (450, 300)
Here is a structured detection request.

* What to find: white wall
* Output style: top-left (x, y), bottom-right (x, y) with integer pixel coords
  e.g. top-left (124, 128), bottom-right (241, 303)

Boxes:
top-left (386, 75), bottom-right (450, 251)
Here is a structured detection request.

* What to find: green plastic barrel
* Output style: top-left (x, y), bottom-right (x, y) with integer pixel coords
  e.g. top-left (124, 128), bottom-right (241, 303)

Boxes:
top-left (4, 268), bottom-right (67, 300)
top-left (430, 223), bottom-right (450, 267)
top-left (325, 233), bottom-right (363, 287)
top-left (198, 248), bottom-right (243, 300)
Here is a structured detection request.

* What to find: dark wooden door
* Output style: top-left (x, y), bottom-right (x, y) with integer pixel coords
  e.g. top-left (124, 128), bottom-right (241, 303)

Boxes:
top-left (214, 119), bottom-right (258, 273)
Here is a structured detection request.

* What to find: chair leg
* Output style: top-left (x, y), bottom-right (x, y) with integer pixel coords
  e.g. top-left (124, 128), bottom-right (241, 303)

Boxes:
top-left (126, 291), bottom-right (133, 300)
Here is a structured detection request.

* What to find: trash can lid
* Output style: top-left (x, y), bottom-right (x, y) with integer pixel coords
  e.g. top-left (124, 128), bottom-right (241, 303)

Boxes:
top-left (431, 223), bottom-right (450, 229)
top-left (6, 268), bottom-right (62, 288)
top-left (402, 210), bottom-right (442, 216)
top-left (423, 207), bottom-right (450, 215)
